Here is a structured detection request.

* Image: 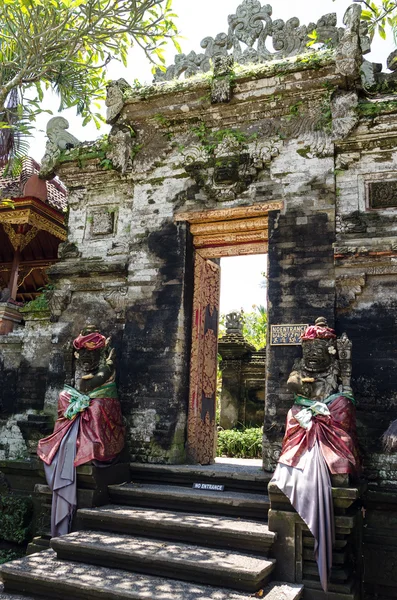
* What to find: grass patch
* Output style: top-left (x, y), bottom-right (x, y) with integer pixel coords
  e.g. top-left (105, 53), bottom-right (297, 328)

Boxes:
top-left (217, 427), bottom-right (263, 459)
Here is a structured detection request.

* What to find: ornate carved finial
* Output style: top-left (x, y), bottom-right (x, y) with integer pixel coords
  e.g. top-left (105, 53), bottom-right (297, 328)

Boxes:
top-left (336, 332), bottom-right (353, 393)
top-left (46, 117), bottom-right (80, 150)
top-left (40, 117), bottom-right (80, 179)
top-left (106, 78), bottom-right (132, 124)
top-left (335, 4), bottom-right (364, 80)
top-left (154, 2), bottom-right (363, 83)
top-left (226, 311), bottom-right (245, 335)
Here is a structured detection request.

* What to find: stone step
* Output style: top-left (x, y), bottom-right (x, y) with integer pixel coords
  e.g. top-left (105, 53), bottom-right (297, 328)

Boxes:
top-left (129, 460), bottom-right (269, 494)
top-left (0, 549), bottom-right (304, 600)
top-left (51, 530), bottom-right (275, 592)
top-left (77, 504), bottom-right (275, 555)
top-left (108, 483), bottom-right (270, 521)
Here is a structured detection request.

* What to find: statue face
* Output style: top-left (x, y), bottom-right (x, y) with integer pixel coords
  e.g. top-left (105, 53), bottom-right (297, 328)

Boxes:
top-left (302, 339), bottom-right (332, 371)
top-left (77, 348), bottom-right (101, 373)
top-left (213, 159), bottom-right (239, 185)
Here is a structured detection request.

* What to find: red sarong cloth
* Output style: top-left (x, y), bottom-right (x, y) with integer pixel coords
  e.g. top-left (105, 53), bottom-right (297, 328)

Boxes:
top-left (278, 395), bottom-right (359, 475)
top-left (37, 390), bottom-right (125, 467)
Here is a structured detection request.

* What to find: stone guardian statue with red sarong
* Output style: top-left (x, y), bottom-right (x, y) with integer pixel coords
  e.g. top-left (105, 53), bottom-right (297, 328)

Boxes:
top-left (37, 326), bottom-right (125, 537)
top-left (272, 317), bottom-right (359, 593)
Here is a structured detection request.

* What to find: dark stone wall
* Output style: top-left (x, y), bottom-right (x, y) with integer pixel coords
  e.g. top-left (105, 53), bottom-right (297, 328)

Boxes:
top-left (119, 221), bottom-right (194, 463)
top-left (337, 298), bottom-right (397, 461)
top-left (0, 359), bottom-right (18, 415)
top-left (263, 208), bottom-right (335, 471)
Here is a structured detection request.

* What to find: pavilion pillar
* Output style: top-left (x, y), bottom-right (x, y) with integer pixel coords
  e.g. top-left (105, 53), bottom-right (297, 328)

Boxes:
top-left (8, 248), bottom-right (21, 301)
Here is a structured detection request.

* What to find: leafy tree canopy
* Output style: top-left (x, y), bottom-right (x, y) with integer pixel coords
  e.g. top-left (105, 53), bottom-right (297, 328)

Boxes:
top-left (0, 0), bottom-right (179, 171)
top-left (352, 1), bottom-right (397, 41)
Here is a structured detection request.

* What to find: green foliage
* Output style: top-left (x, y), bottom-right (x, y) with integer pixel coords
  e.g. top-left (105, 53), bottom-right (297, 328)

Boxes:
top-left (189, 123), bottom-right (257, 156)
top-left (287, 101), bottom-right (303, 121)
top-left (0, 0), bottom-right (179, 172)
top-left (357, 99), bottom-right (397, 117)
top-left (0, 548), bottom-right (25, 565)
top-left (242, 305), bottom-right (267, 350)
top-left (20, 283), bottom-right (54, 312)
top-left (0, 494), bottom-right (33, 544)
top-left (356, 0), bottom-right (397, 42)
top-left (217, 427), bottom-right (263, 459)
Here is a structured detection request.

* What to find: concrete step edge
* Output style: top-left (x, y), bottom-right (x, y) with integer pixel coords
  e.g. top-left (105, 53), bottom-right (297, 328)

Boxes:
top-left (77, 505), bottom-right (274, 536)
top-left (76, 505), bottom-right (275, 555)
top-left (109, 483), bottom-right (269, 501)
top-left (0, 550), bottom-right (297, 600)
top-left (51, 531), bottom-right (275, 591)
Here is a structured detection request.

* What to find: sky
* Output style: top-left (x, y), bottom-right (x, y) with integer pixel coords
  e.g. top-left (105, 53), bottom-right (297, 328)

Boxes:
top-left (220, 255), bottom-right (267, 315)
top-left (27, 1), bottom-right (397, 314)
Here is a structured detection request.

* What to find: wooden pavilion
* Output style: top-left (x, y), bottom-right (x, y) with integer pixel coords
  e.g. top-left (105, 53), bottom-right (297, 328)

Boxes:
top-left (0, 158), bottom-right (67, 333)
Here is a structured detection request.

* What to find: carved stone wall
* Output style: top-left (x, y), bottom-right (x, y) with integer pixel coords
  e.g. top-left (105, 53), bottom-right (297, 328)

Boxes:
top-left (334, 105), bottom-right (397, 600)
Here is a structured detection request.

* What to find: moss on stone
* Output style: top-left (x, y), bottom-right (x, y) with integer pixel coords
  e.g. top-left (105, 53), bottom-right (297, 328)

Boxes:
top-left (357, 99), bottom-right (397, 118)
top-left (124, 49), bottom-right (335, 105)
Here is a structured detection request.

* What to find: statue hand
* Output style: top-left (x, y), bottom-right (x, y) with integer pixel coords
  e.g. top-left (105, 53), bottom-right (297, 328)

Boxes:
top-left (81, 373), bottom-right (94, 380)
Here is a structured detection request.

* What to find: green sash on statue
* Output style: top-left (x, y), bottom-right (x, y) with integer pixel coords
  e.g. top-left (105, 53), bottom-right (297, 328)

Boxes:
top-left (295, 391), bottom-right (356, 407)
top-left (63, 382), bottom-right (118, 420)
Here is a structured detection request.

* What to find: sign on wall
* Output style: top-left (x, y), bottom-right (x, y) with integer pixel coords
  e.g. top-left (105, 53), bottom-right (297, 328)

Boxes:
top-left (270, 324), bottom-right (308, 346)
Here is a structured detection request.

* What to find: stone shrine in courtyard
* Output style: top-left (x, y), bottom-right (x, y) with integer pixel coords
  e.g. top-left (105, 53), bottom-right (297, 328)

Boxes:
top-left (1, 2), bottom-right (397, 599)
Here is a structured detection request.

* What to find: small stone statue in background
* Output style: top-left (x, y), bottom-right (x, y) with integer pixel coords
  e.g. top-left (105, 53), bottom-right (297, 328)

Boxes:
top-left (272, 317), bottom-right (359, 593)
top-left (38, 325), bottom-right (124, 538)
top-left (225, 311), bottom-right (244, 336)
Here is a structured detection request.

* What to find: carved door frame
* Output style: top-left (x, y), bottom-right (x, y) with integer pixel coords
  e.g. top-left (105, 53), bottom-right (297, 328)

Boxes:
top-left (175, 201), bottom-right (282, 464)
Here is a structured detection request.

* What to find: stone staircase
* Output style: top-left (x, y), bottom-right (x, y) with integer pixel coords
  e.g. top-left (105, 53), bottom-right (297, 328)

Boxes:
top-left (0, 460), bottom-right (304, 600)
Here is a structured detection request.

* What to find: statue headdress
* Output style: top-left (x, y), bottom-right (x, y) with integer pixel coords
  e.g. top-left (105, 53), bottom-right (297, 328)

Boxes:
top-left (301, 317), bottom-right (336, 341)
top-left (73, 325), bottom-right (107, 351)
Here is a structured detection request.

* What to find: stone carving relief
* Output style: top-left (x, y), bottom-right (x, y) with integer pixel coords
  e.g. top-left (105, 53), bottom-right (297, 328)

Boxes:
top-left (155, 1), bottom-right (370, 82)
top-left (88, 209), bottom-right (116, 237)
top-left (106, 78), bottom-right (132, 124)
top-left (106, 125), bottom-right (133, 175)
top-left (368, 180), bottom-right (397, 209)
top-left (335, 4), bottom-right (368, 79)
top-left (336, 273), bottom-right (366, 309)
top-left (336, 212), bottom-right (367, 235)
top-left (331, 91), bottom-right (359, 140)
top-left (211, 55), bottom-right (234, 103)
top-left (40, 117), bottom-right (80, 180)
top-left (225, 311), bottom-right (244, 335)
top-left (104, 287), bottom-right (129, 321)
top-left (46, 288), bottom-right (72, 321)
top-left (183, 136), bottom-right (281, 201)
top-left (58, 241), bottom-right (81, 259)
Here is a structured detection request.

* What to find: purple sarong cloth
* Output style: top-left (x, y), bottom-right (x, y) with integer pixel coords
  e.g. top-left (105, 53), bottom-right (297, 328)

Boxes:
top-left (44, 417), bottom-right (80, 538)
top-left (272, 440), bottom-right (335, 592)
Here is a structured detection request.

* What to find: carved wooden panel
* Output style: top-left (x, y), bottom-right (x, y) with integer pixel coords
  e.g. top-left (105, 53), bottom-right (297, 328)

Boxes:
top-left (187, 254), bottom-right (220, 464)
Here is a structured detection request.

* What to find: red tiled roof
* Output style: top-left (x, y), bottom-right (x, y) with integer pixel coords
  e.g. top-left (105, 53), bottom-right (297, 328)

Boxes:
top-left (0, 157), bottom-right (67, 211)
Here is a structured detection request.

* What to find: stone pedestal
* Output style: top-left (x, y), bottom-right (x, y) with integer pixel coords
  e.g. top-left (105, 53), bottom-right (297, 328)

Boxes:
top-left (218, 334), bottom-right (255, 429)
top-left (27, 461), bottom-right (131, 554)
top-left (218, 334), bottom-right (265, 429)
top-left (0, 303), bottom-right (22, 335)
top-left (268, 481), bottom-right (365, 600)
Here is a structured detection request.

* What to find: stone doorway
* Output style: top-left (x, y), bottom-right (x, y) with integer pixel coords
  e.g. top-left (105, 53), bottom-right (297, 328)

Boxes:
top-left (175, 202), bottom-right (281, 465)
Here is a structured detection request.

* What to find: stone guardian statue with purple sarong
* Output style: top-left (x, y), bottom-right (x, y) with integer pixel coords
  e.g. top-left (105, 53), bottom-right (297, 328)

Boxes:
top-left (272, 317), bottom-right (360, 592)
top-left (37, 325), bottom-right (125, 538)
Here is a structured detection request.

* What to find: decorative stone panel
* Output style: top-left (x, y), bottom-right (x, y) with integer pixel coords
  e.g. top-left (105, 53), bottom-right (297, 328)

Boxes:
top-left (86, 208), bottom-right (117, 238)
top-left (368, 179), bottom-right (397, 210)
